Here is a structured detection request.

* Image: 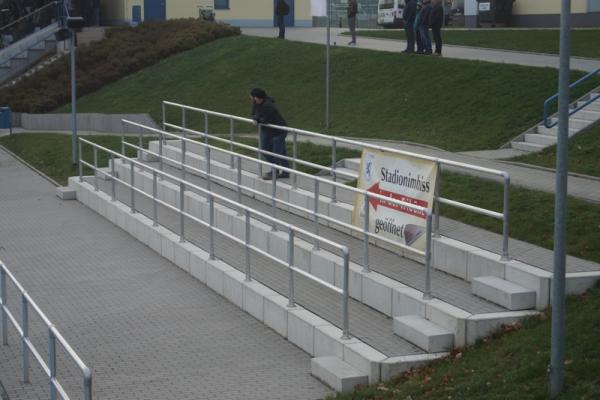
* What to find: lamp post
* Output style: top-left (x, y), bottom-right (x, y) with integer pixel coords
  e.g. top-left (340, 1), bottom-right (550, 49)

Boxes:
top-left (325, 0), bottom-right (331, 128)
top-left (70, 28), bottom-right (77, 165)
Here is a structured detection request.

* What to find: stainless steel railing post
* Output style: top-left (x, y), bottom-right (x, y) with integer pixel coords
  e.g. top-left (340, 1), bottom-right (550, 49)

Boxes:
top-left (209, 195), bottom-right (215, 260)
top-left (93, 147), bottom-right (98, 191)
top-left (48, 328), bottom-right (57, 400)
top-left (292, 131), bottom-right (298, 189)
top-left (182, 108), bottom-right (186, 131)
top-left (501, 173), bottom-right (511, 261)
top-left (179, 182), bottom-right (185, 243)
top-left (244, 210), bottom-right (251, 282)
top-left (257, 124), bottom-right (263, 178)
top-left (237, 156), bottom-right (243, 216)
top-left (152, 171), bottom-right (158, 227)
top-left (129, 160), bottom-right (135, 214)
top-left (423, 213), bottom-right (433, 300)
top-left (110, 154), bottom-right (116, 201)
top-left (313, 180), bottom-right (320, 251)
top-left (138, 131), bottom-right (143, 164)
top-left (331, 139), bottom-right (337, 203)
top-left (161, 101), bottom-right (166, 131)
top-left (362, 192), bottom-right (370, 273)
top-left (206, 147), bottom-right (211, 192)
top-left (229, 118), bottom-right (235, 169)
top-left (21, 294), bottom-right (29, 383)
top-left (271, 166), bottom-right (277, 231)
top-left (0, 267), bottom-right (6, 345)
top-left (181, 137), bottom-right (187, 180)
top-left (287, 229), bottom-right (295, 308)
top-left (341, 249), bottom-right (350, 340)
top-left (121, 132), bottom-right (125, 156)
top-left (78, 141), bottom-right (83, 183)
top-left (433, 162), bottom-right (441, 237)
top-left (158, 132), bottom-right (164, 178)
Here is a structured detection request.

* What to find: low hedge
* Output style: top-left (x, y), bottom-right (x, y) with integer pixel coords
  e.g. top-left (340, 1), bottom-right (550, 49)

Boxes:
top-left (0, 19), bottom-right (240, 113)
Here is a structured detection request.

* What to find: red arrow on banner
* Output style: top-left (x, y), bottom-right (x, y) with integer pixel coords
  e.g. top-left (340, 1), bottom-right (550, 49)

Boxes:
top-left (367, 182), bottom-right (428, 219)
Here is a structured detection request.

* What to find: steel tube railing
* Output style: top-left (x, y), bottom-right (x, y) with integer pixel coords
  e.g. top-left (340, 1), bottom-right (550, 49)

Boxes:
top-left (77, 138), bottom-right (352, 338)
top-left (0, 261), bottom-right (92, 400)
top-left (162, 101), bottom-right (510, 258)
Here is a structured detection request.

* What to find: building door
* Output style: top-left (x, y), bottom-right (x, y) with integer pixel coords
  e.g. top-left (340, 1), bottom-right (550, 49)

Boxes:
top-left (144, 0), bottom-right (166, 21)
top-left (273, 0), bottom-right (295, 27)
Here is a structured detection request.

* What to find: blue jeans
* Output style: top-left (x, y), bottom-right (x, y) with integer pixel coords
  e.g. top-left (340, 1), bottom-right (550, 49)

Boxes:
top-left (419, 25), bottom-right (432, 53)
top-left (277, 16), bottom-right (285, 38)
top-left (260, 130), bottom-right (289, 171)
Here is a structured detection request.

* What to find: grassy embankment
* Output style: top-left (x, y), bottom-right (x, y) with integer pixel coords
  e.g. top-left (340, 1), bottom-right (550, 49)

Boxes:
top-left (57, 35), bottom-right (600, 152)
top-left (1, 133), bottom-right (598, 264)
top-left (348, 29), bottom-right (600, 59)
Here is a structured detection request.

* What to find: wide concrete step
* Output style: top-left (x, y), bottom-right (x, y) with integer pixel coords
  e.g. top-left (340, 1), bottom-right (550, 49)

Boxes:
top-left (523, 134), bottom-right (557, 146)
top-left (511, 141), bottom-right (546, 153)
top-left (572, 109), bottom-right (600, 122)
top-left (342, 158), bottom-right (361, 172)
top-left (472, 276), bottom-right (536, 310)
top-left (393, 315), bottom-right (454, 352)
top-left (549, 117), bottom-right (592, 130)
top-left (577, 100), bottom-right (600, 112)
top-left (311, 356), bottom-right (368, 393)
top-left (536, 125), bottom-right (578, 136)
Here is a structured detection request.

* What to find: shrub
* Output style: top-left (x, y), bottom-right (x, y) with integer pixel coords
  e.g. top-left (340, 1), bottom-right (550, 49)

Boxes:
top-left (0, 19), bottom-right (240, 113)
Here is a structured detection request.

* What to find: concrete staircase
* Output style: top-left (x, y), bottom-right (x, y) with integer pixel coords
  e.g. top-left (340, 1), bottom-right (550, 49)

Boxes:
top-left (510, 90), bottom-right (600, 153)
top-left (0, 23), bottom-right (59, 85)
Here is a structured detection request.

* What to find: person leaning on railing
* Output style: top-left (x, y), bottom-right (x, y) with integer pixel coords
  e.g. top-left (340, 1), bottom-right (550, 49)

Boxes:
top-left (249, 88), bottom-right (290, 180)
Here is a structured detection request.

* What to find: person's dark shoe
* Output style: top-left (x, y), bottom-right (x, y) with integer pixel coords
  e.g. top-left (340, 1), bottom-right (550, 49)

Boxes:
top-left (401, 50), bottom-right (414, 54)
top-left (262, 172), bottom-right (273, 180)
top-left (277, 172), bottom-right (290, 179)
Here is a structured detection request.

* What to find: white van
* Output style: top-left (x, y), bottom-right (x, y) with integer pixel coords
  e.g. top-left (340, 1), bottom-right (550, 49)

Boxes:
top-left (377, 0), bottom-right (404, 28)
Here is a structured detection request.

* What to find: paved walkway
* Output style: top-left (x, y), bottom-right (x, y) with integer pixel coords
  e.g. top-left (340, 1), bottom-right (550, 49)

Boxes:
top-left (0, 147), bottom-right (332, 400)
top-left (242, 27), bottom-right (600, 72)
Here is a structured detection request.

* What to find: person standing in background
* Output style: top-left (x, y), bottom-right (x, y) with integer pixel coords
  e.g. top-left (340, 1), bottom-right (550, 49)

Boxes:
top-left (419, 0), bottom-right (432, 54)
top-left (402, 0), bottom-right (417, 53)
top-left (347, 0), bottom-right (358, 45)
top-left (275, 0), bottom-right (290, 39)
top-left (430, 0), bottom-right (444, 55)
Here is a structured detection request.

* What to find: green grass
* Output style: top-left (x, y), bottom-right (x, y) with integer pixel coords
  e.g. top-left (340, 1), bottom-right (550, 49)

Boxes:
top-left (509, 124), bottom-right (600, 177)
top-left (57, 35), bottom-right (600, 152)
top-left (349, 29), bottom-right (600, 59)
top-left (2, 133), bottom-right (599, 264)
top-left (329, 283), bottom-right (600, 400)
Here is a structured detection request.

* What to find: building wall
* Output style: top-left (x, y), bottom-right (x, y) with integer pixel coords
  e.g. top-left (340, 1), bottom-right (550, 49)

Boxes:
top-left (512, 0), bottom-right (587, 15)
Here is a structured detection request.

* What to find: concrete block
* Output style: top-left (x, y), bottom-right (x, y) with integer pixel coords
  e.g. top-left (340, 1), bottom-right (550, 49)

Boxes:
top-left (242, 280), bottom-right (279, 322)
top-left (314, 325), bottom-right (360, 359)
top-left (264, 294), bottom-right (289, 338)
top-left (467, 249), bottom-right (506, 281)
top-left (466, 311), bottom-right (538, 345)
top-left (215, 205), bottom-right (236, 234)
top-left (329, 202), bottom-right (354, 226)
top-left (393, 315), bottom-right (454, 352)
top-left (135, 215), bottom-right (150, 246)
top-left (206, 259), bottom-right (232, 295)
top-left (311, 356), bottom-right (368, 393)
top-left (310, 249), bottom-right (340, 286)
top-left (287, 308), bottom-right (330, 355)
top-left (380, 353), bottom-right (449, 381)
top-left (189, 249), bottom-right (208, 283)
top-left (294, 239), bottom-right (313, 273)
top-left (160, 233), bottom-right (176, 263)
top-left (249, 219), bottom-right (271, 250)
top-left (106, 200), bottom-right (117, 225)
top-left (432, 239), bottom-right (468, 280)
top-left (362, 273), bottom-right (406, 316)
top-left (56, 186), bottom-right (76, 200)
top-left (564, 272), bottom-right (600, 296)
top-left (348, 263), bottom-right (364, 301)
top-left (289, 188), bottom-right (313, 212)
top-left (392, 286), bottom-right (427, 318)
top-left (268, 230), bottom-right (289, 262)
top-left (505, 261), bottom-right (552, 310)
top-left (223, 268), bottom-right (245, 309)
top-left (426, 299), bottom-right (471, 347)
top-left (148, 227), bottom-right (163, 254)
top-left (173, 241), bottom-right (194, 273)
top-left (472, 276), bottom-right (536, 310)
top-left (343, 342), bottom-right (386, 383)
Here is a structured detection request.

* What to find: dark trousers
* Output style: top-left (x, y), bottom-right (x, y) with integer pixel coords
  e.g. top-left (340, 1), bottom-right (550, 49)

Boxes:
top-left (432, 26), bottom-right (442, 54)
top-left (260, 130), bottom-right (289, 170)
top-left (348, 16), bottom-right (356, 43)
top-left (404, 25), bottom-right (415, 52)
top-left (419, 25), bottom-right (432, 53)
top-left (277, 15), bottom-right (285, 38)
top-left (415, 26), bottom-right (423, 52)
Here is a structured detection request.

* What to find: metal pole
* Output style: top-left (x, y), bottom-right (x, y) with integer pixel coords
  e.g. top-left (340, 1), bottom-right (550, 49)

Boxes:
top-left (230, 119), bottom-right (235, 169)
top-left (111, 154), bottom-right (116, 201)
top-left (179, 182), bottom-right (185, 243)
top-left (21, 294), bottom-right (29, 383)
top-left (1, 267), bottom-right (7, 345)
top-left (93, 147), bottom-right (98, 191)
top-left (257, 124), bottom-right (263, 178)
top-left (161, 102), bottom-right (166, 131)
top-left (159, 133), bottom-right (164, 177)
top-left (121, 131), bottom-right (125, 156)
top-left (237, 156), bottom-right (243, 216)
top-left (362, 192), bottom-right (370, 273)
top-left (130, 160), bottom-right (135, 214)
top-left (501, 174), bottom-right (510, 261)
top-left (271, 166), bottom-right (277, 231)
top-left (550, 0), bottom-right (571, 396)
top-left (209, 195), bottom-right (215, 260)
top-left (325, 0), bottom-right (331, 128)
top-left (331, 139), bottom-right (337, 202)
top-left (244, 210), bottom-right (251, 282)
top-left (423, 213), bottom-right (433, 300)
top-left (433, 162), bottom-right (441, 237)
top-left (152, 171), bottom-right (158, 227)
top-left (49, 328), bottom-right (57, 400)
top-left (287, 229), bottom-right (295, 307)
top-left (313, 180), bottom-right (320, 250)
top-left (181, 138), bottom-right (187, 180)
top-left (292, 131), bottom-right (298, 189)
top-left (206, 147), bottom-right (211, 192)
top-left (138, 131), bottom-right (143, 163)
top-left (70, 30), bottom-right (77, 165)
top-left (341, 249), bottom-right (350, 339)
top-left (78, 141), bottom-right (83, 183)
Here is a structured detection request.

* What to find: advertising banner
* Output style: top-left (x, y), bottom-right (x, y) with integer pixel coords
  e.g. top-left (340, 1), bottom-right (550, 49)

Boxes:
top-left (351, 149), bottom-right (438, 251)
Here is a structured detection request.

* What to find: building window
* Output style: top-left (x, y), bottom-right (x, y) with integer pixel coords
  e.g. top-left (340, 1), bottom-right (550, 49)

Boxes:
top-left (214, 0), bottom-right (229, 10)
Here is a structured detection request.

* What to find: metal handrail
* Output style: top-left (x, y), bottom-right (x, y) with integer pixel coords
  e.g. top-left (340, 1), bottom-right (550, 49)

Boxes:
top-left (0, 1), bottom-right (58, 34)
top-left (77, 137), bottom-right (353, 338)
top-left (0, 260), bottom-right (92, 400)
top-left (122, 118), bottom-right (434, 257)
top-left (544, 67), bottom-right (600, 129)
top-left (162, 101), bottom-right (511, 260)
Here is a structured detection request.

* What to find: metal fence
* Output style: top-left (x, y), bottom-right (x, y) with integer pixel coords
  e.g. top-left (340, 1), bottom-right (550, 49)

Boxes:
top-left (0, 260), bottom-right (92, 400)
top-left (161, 101), bottom-right (511, 261)
top-left (0, 1), bottom-right (59, 48)
top-left (77, 137), bottom-right (353, 338)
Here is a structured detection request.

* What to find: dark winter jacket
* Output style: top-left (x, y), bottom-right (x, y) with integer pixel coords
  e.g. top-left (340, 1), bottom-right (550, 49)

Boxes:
top-left (429, 3), bottom-right (444, 29)
top-left (252, 97), bottom-right (288, 136)
top-left (275, 0), bottom-right (289, 16)
top-left (420, 3), bottom-right (432, 28)
top-left (403, 0), bottom-right (417, 24)
top-left (347, 0), bottom-right (358, 17)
